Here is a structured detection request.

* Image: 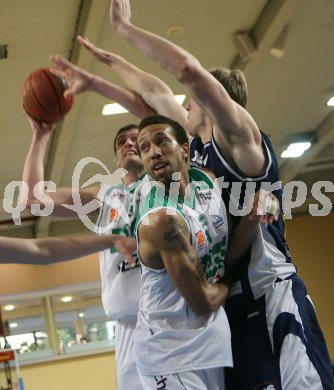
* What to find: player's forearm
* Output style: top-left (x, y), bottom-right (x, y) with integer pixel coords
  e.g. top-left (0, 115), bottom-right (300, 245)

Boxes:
top-left (111, 53), bottom-right (172, 100)
top-left (34, 235), bottom-right (121, 264)
top-left (89, 74), bottom-right (153, 118)
top-left (0, 235), bottom-right (120, 265)
top-left (116, 22), bottom-right (199, 83)
top-left (177, 265), bottom-right (230, 316)
top-left (225, 217), bottom-right (260, 272)
top-left (21, 131), bottom-right (51, 205)
top-left (188, 281), bottom-right (230, 316)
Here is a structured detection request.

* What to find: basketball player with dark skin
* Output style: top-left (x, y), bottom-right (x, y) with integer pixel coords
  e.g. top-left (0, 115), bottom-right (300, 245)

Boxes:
top-left (107, 2), bottom-right (334, 389)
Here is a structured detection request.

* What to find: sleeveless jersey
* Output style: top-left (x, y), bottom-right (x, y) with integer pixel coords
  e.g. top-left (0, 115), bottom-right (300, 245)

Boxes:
top-left (133, 168), bottom-right (232, 376)
top-left (96, 174), bottom-right (149, 321)
top-left (190, 132), bottom-right (296, 305)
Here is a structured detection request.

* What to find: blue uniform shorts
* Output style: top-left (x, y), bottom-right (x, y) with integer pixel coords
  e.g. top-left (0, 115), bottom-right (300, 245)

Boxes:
top-left (225, 275), bottom-right (334, 390)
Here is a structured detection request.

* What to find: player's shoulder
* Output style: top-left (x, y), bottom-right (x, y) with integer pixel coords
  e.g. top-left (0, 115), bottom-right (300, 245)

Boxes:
top-left (138, 209), bottom-right (189, 254)
top-left (189, 166), bottom-right (216, 184)
top-left (138, 207), bottom-right (185, 236)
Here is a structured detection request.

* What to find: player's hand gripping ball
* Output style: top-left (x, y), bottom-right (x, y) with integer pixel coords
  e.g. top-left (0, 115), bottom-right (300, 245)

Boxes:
top-left (22, 67), bottom-right (74, 123)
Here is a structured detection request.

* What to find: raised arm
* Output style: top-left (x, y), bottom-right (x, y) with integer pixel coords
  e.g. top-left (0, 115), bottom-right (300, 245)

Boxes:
top-left (49, 52), bottom-right (153, 119)
top-left (0, 234), bottom-right (136, 265)
top-left (110, 0), bottom-right (265, 176)
top-left (138, 210), bottom-right (230, 316)
top-left (78, 36), bottom-right (187, 127)
top-left (22, 115), bottom-right (100, 217)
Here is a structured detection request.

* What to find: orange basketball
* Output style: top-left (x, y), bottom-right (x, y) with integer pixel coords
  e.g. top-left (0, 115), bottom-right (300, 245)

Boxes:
top-left (22, 67), bottom-right (74, 123)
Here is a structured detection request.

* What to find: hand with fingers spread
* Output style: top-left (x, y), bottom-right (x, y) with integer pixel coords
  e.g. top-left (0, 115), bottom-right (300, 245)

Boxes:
top-left (110, 0), bottom-right (131, 31)
top-left (78, 35), bottom-right (117, 66)
top-left (49, 54), bottom-right (93, 97)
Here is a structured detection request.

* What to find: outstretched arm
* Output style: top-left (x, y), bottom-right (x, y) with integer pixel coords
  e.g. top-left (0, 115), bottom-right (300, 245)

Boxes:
top-left (21, 115), bottom-right (100, 217)
top-left (110, 0), bottom-right (265, 176)
top-left (0, 234), bottom-right (136, 266)
top-left (78, 36), bottom-right (187, 127)
top-left (138, 210), bottom-right (230, 316)
top-left (49, 52), bottom-right (153, 119)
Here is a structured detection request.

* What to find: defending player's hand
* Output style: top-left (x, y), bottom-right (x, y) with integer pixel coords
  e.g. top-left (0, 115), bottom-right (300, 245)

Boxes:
top-left (249, 189), bottom-right (279, 224)
top-left (110, 0), bottom-right (131, 31)
top-left (49, 54), bottom-right (92, 97)
top-left (112, 235), bottom-right (137, 268)
top-left (78, 36), bottom-right (116, 66)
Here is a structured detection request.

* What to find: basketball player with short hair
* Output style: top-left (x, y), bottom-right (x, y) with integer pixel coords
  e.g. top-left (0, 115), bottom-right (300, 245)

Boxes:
top-left (133, 114), bottom-right (266, 389)
top-left (22, 118), bottom-right (146, 389)
top-left (109, 1), bottom-right (334, 388)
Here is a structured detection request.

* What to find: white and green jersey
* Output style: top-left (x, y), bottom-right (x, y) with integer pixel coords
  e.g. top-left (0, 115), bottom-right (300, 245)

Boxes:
top-left (96, 174), bottom-right (149, 321)
top-left (134, 167), bottom-right (228, 283)
top-left (133, 168), bottom-right (232, 376)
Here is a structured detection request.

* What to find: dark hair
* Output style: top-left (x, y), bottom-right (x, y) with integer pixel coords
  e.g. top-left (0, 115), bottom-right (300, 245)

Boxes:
top-left (209, 67), bottom-right (248, 108)
top-left (138, 115), bottom-right (188, 145)
top-left (113, 124), bottom-right (139, 153)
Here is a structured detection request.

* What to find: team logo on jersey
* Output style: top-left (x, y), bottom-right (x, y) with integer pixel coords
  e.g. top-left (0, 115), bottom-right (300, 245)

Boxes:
top-left (198, 190), bottom-right (212, 201)
top-left (196, 230), bottom-right (206, 249)
top-left (109, 208), bottom-right (119, 221)
top-left (191, 151), bottom-right (208, 167)
top-left (212, 215), bottom-right (225, 231)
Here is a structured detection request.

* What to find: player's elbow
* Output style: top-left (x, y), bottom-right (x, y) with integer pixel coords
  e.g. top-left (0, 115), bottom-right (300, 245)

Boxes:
top-left (189, 298), bottom-right (217, 317)
top-left (176, 57), bottom-right (202, 84)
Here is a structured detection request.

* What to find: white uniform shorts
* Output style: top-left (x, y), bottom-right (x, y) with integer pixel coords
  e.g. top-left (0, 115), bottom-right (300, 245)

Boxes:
top-left (115, 319), bottom-right (143, 389)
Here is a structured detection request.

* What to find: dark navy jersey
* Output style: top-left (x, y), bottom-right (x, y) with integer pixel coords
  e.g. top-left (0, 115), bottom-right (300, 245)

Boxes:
top-left (190, 131), bottom-right (296, 305)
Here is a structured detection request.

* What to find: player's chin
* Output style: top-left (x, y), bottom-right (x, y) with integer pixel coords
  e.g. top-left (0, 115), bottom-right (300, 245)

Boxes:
top-left (123, 155), bottom-right (143, 169)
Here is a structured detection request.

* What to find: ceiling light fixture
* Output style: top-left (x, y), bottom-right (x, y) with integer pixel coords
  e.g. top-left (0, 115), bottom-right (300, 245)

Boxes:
top-left (270, 25), bottom-right (289, 59)
top-left (9, 323), bottom-right (18, 328)
top-left (61, 296), bottom-right (73, 303)
top-left (102, 103), bottom-right (128, 116)
top-left (281, 141), bottom-right (311, 158)
top-left (326, 96), bottom-right (334, 106)
top-left (4, 304), bottom-right (15, 311)
top-left (102, 95), bottom-right (186, 116)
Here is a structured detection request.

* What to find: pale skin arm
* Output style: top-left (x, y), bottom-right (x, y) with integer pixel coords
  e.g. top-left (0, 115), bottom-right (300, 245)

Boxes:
top-left (21, 116), bottom-right (100, 217)
top-left (78, 36), bottom-right (188, 128)
top-left (0, 234), bottom-right (136, 266)
top-left (110, 0), bottom-right (266, 176)
top-left (49, 52), bottom-right (153, 119)
top-left (225, 189), bottom-right (279, 271)
top-left (138, 210), bottom-right (230, 316)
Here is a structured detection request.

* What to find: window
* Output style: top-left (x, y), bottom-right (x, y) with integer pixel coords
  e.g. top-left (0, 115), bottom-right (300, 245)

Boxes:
top-left (0, 282), bottom-right (115, 365)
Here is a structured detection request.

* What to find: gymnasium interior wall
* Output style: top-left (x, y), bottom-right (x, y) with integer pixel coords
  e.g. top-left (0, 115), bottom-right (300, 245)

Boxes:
top-left (0, 212), bottom-right (333, 389)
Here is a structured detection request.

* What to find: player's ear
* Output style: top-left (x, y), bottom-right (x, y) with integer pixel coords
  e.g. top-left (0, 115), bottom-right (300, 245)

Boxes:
top-left (181, 142), bottom-right (189, 160)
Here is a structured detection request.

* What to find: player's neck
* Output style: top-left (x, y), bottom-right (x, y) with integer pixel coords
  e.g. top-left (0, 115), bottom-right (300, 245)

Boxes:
top-left (123, 169), bottom-right (144, 186)
top-left (199, 126), bottom-right (212, 144)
